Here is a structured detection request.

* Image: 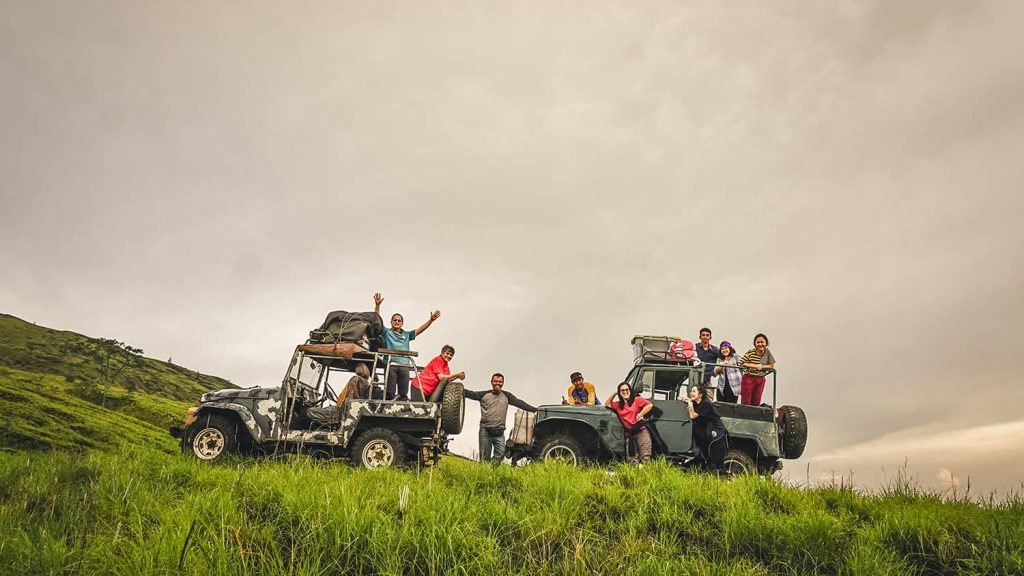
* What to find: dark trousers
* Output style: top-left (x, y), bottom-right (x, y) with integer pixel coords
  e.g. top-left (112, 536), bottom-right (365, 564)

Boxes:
top-left (386, 366), bottom-right (411, 400)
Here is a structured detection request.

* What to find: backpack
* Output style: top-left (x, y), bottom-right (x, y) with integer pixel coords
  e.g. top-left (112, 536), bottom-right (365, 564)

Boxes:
top-left (668, 339), bottom-right (696, 362)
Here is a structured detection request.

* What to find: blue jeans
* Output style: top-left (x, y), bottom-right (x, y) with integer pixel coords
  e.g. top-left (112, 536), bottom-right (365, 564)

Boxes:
top-left (478, 427), bottom-right (506, 463)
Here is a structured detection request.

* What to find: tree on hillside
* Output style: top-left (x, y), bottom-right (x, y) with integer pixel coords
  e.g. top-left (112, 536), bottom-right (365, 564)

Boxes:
top-left (86, 338), bottom-right (143, 406)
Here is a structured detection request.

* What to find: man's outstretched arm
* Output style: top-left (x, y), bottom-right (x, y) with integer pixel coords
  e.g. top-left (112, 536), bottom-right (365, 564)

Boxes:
top-left (504, 391), bottom-right (538, 413)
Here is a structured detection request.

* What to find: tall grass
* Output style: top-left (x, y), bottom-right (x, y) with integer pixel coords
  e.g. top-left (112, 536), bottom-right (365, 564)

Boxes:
top-left (1, 448), bottom-right (1021, 575)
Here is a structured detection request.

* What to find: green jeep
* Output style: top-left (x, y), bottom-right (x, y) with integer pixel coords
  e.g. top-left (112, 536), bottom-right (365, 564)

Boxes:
top-left (514, 357), bottom-right (807, 475)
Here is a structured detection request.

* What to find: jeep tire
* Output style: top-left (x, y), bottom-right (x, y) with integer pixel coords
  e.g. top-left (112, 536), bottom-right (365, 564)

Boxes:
top-left (723, 448), bottom-right (756, 477)
top-left (351, 428), bottom-right (406, 469)
top-left (440, 381), bottom-right (465, 434)
top-left (538, 434), bottom-right (587, 466)
top-left (188, 414), bottom-right (237, 463)
top-left (777, 405), bottom-right (808, 459)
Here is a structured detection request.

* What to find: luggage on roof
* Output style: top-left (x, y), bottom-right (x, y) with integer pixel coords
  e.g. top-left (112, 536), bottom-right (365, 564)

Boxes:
top-left (631, 334), bottom-right (697, 364)
top-left (309, 310), bottom-right (385, 350)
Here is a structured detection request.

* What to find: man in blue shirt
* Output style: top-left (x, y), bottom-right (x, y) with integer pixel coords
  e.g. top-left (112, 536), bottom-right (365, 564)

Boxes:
top-left (374, 292), bottom-right (441, 400)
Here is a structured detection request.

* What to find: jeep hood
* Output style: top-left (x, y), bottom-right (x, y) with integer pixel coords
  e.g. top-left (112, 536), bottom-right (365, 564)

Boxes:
top-left (201, 387), bottom-right (278, 403)
top-left (537, 404), bottom-right (608, 417)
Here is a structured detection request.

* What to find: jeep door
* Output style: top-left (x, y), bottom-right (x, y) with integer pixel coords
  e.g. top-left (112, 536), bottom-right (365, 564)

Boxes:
top-left (632, 366), bottom-right (693, 455)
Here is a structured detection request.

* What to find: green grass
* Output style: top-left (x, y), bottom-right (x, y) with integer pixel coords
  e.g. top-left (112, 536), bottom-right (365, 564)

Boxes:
top-left (2, 312), bottom-right (1022, 574)
top-left (0, 450), bottom-right (1021, 575)
top-left (0, 364), bottom-right (188, 453)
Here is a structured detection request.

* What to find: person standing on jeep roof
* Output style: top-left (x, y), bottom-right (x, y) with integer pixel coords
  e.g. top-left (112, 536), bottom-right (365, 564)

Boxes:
top-left (739, 333), bottom-right (776, 406)
top-left (411, 345), bottom-right (464, 401)
top-left (694, 328), bottom-right (719, 388)
top-left (562, 371), bottom-right (600, 406)
top-left (464, 373), bottom-right (537, 463)
top-left (373, 292), bottom-right (441, 400)
top-left (605, 382), bottom-right (654, 465)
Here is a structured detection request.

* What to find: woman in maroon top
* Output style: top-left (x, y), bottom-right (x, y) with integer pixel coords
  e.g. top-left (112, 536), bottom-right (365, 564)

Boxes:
top-left (605, 382), bottom-right (654, 465)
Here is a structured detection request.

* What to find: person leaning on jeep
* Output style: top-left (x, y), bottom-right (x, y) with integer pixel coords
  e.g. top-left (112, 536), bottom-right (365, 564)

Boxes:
top-left (562, 371), bottom-right (600, 406)
top-left (410, 345), bottom-right (464, 401)
top-left (464, 373), bottom-right (537, 463)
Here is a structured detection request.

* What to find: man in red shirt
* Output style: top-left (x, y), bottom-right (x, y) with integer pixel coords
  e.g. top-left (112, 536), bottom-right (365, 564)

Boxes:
top-left (411, 345), bottom-right (465, 400)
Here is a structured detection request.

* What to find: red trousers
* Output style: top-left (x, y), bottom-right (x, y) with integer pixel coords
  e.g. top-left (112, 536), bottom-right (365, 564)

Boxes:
top-left (740, 374), bottom-right (766, 406)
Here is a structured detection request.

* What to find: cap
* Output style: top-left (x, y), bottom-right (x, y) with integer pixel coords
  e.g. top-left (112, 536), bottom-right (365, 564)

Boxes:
top-left (569, 371), bottom-right (583, 382)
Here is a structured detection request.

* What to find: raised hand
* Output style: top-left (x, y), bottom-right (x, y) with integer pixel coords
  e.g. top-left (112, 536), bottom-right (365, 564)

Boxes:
top-left (430, 310), bottom-right (441, 321)
top-left (373, 293), bottom-right (384, 306)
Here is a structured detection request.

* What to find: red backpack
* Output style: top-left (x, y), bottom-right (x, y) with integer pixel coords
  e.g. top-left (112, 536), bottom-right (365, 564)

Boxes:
top-left (668, 339), bottom-right (696, 362)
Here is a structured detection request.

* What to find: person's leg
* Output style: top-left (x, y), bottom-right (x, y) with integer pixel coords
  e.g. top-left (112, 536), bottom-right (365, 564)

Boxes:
top-left (478, 427), bottom-right (491, 462)
top-left (385, 368), bottom-right (399, 400)
top-left (635, 428), bottom-right (652, 463)
top-left (492, 434), bottom-right (507, 464)
top-left (624, 433), bottom-right (637, 465)
top-left (750, 376), bottom-right (766, 405)
top-left (740, 374), bottom-right (754, 405)
top-left (410, 385), bottom-right (425, 402)
top-left (719, 384), bottom-right (738, 404)
top-left (395, 366), bottom-right (410, 400)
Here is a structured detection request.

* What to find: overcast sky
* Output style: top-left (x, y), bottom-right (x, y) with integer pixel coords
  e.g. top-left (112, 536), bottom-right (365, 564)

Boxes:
top-left (3, 1), bottom-right (1023, 494)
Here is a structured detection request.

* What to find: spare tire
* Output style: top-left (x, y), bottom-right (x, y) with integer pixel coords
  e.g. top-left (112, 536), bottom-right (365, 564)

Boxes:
top-left (777, 405), bottom-right (808, 459)
top-left (440, 381), bottom-right (465, 434)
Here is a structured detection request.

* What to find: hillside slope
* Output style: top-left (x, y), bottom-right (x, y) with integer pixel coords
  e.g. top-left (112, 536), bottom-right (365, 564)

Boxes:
top-left (0, 313), bottom-right (237, 453)
top-left (0, 313), bottom-right (236, 402)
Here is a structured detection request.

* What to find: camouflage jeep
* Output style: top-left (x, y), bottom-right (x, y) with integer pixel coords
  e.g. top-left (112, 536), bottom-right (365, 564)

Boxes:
top-left (170, 345), bottom-right (465, 469)
top-left (512, 358), bottom-right (807, 475)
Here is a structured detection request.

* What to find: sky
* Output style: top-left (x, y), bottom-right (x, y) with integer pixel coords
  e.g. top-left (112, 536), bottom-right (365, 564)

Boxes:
top-left (2, 1), bottom-right (1023, 495)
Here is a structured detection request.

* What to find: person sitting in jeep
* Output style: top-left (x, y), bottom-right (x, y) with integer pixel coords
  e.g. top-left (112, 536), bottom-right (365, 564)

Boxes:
top-left (411, 345), bottom-right (465, 401)
top-left (562, 371), bottom-right (600, 406)
top-left (336, 363), bottom-right (372, 403)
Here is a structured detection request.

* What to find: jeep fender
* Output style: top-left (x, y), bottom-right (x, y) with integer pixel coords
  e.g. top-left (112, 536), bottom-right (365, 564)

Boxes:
top-left (195, 403), bottom-right (264, 443)
top-left (534, 417), bottom-right (618, 459)
top-left (726, 424), bottom-right (782, 459)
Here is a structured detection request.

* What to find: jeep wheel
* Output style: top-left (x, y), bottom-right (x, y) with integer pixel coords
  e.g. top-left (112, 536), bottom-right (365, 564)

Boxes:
top-left (723, 448), bottom-right (756, 477)
top-left (189, 415), bottom-right (237, 463)
top-left (538, 434), bottom-right (586, 466)
top-left (351, 428), bottom-right (406, 469)
top-left (777, 405), bottom-right (808, 459)
top-left (440, 381), bottom-right (465, 434)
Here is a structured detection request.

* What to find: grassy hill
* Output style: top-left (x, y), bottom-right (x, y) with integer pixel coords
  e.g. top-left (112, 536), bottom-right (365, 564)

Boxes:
top-left (0, 313), bottom-right (235, 402)
top-left (1, 313), bottom-right (1022, 574)
top-left (0, 313), bottom-right (234, 453)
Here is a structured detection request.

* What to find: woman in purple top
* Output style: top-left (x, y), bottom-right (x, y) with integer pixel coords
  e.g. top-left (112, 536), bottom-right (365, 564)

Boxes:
top-left (713, 341), bottom-right (742, 404)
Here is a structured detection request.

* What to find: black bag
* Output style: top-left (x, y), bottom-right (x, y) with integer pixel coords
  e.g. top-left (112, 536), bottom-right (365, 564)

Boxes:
top-left (310, 311), bottom-right (385, 350)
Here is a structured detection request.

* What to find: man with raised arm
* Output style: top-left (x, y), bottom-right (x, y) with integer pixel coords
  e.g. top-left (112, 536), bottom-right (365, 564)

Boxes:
top-left (465, 373), bottom-right (537, 463)
top-left (373, 292), bottom-right (441, 400)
